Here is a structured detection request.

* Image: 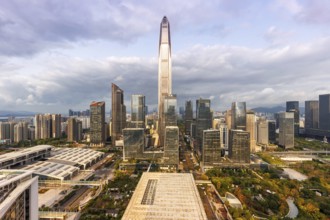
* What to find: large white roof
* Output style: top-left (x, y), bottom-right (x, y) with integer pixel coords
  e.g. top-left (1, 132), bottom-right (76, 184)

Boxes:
top-left (0, 145), bottom-right (52, 163)
top-left (122, 172), bottom-right (207, 220)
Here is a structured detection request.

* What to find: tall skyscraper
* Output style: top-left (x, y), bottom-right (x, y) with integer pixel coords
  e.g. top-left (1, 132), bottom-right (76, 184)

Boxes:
top-left (164, 94), bottom-right (177, 127)
top-left (202, 129), bottom-right (222, 167)
top-left (158, 16), bottom-right (172, 146)
top-left (257, 119), bottom-right (268, 145)
top-left (279, 112), bottom-right (294, 149)
top-left (111, 83), bottom-right (126, 146)
top-left (246, 111), bottom-right (256, 152)
top-left (184, 100), bottom-right (193, 135)
top-left (228, 130), bottom-right (250, 163)
top-left (90, 101), bottom-right (105, 146)
top-left (52, 114), bottom-right (61, 138)
top-left (196, 98), bottom-right (212, 155)
top-left (123, 128), bottom-right (145, 160)
top-left (226, 110), bottom-right (232, 130)
top-left (268, 120), bottom-right (276, 144)
top-left (164, 126), bottom-right (179, 166)
top-left (305, 100), bottom-right (319, 130)
top-left (318, 94), bottom-right (330, 131)
top-left (131, 94), bottom-right (146, 128)
top-left (286, 101), bottom-right (299, 136)
top-left (231, 102), bottom-right (246, 130)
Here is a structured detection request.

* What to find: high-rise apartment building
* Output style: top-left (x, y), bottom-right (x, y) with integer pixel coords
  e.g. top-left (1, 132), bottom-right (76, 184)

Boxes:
top-left (246, 111), bottom-right (256, 152)
top-left (184, 100), bottom-right (193, 135)
top-left (286, 101), bottom-right (299, 136)
top-left (196, 99), bottom-right (212, 155)
top-left (14, 122), bottom-right (28, 143)
top-left (67, 117), bottom-right (82, 142)
top-left (52, 114), bottom-right (61, 138)
top-left (279, 112), bottom-right (294, 149)
top-left (231, 102), bottom-right (246, 130)
top-left (318, 94), bottom-right (330, 131)
top-left (34, 114), bottom-right (61, 140)
top-left (158, 16), bottom-right (172, 146)
top-left (0, 170), bottom-right (38, 220)
top-left (131, 94), bottom-right (146, 128)
top-left (90, 101), bottom-right (105, 146)
top-left (305, 100), bottom-right (319, 130)
top-left (0, 122), bottom-right (11, 141)
top-left (111, 83), bottom-right (126, 146)
top-left (202, 129), bottom-right (222, 167)
top-left (228, 130), bottom-right (250, 163)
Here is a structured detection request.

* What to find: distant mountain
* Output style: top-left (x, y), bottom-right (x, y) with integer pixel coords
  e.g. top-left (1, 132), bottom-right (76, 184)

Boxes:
top-left (252, 106), bottom-right (305, 114)
top-left (0, 110), bottom-right (37, 117)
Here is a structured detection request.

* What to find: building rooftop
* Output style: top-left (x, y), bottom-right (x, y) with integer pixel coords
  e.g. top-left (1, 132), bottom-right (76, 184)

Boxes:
top-left (48, 148), bottom-right (104, 169)
top-left (122, 172), bottom-right (207, 220)
top-left (22, 161), bottom-right (79, 180)
top-left (0, 145), bottom-right (53, 164)
top-left (0, 169), bottom-right (34, 187)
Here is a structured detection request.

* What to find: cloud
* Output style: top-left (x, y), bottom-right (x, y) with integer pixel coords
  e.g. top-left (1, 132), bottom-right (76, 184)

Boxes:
top-left (274, 0), bottom-right (330, 25)
top-left (0, 0), bottom-right (258, 57)
top-left (264, 26), bottom-right (294, 46)
top-left (2, 36), bottom-right (330, 113)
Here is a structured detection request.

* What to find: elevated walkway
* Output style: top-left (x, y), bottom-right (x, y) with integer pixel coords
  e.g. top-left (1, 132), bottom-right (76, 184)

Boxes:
top-left (39, 180), bottom-right (102, 187)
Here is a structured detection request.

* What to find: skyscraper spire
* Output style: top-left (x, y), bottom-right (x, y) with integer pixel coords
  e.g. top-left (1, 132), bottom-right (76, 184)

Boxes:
top-left (158, 16), bottom-right (172, 146)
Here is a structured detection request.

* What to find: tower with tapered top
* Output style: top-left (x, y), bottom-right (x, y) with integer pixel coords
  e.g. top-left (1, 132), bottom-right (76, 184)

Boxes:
top-left (158, 16), bottom-right (172, 146)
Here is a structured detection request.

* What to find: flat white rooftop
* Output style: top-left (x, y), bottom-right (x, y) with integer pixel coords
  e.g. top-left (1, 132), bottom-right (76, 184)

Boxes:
top-left (22, 161), bottom-right (79, 180)
top-left (122, 172), bottom-right (207, 220)
top-left (49, 148), bottom-right (104, 168)
top-left (0, 169), bottom-right (34, 187)
top-left (0, 145), bottom-right (52, 163)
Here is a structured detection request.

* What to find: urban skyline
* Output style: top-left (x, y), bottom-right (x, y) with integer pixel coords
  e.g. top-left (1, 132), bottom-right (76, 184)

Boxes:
top-left (1, 1), bottom-right (330, 114)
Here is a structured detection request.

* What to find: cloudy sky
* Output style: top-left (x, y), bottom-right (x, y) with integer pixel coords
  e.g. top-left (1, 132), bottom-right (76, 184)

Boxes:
top-left (1, 0), bottom-right (330, 114)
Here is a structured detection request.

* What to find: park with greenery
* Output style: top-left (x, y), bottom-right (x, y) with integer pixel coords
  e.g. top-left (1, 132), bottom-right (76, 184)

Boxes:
top-left (80, 171), bottom-right (141, 220)
top-left (206, 163), bottom-right (330, 219)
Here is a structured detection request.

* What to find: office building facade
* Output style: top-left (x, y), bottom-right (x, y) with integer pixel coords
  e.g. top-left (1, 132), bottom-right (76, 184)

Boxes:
top-left (246, 111), bottom-right (256, 152)
top-left (185, 100), bottom-right (193, 135)
top-left (257, 119), bottom-right (268, 145)
top-left (90, 101), bottom-right (105, 146)
top-left (123, 128), bottom-right (145, 160)
top-left (305, 100), bottom-right (319, 130)
top-left (228, 130), bottom-right (250, 163)
top-left (203, 129), bottom-right (222, 166)
top-left (231, 102), bottom-right (246, 130)
top-left (319, 94), bottom-right (330, 131)
top-left (268, 120), bottom-right (276, 144)
top-left (111, 83), bottom-right (126, 146)
top-left (164, 126), bottom-right (179, 166)
top-left (196, 99), bottom-right (212, 155)
top-left (286, 101), bottom-right (299, 136)
top-left (279, 112), bottom-right (294, 149)
top-left (131, 94), bottom-right (146, 128)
